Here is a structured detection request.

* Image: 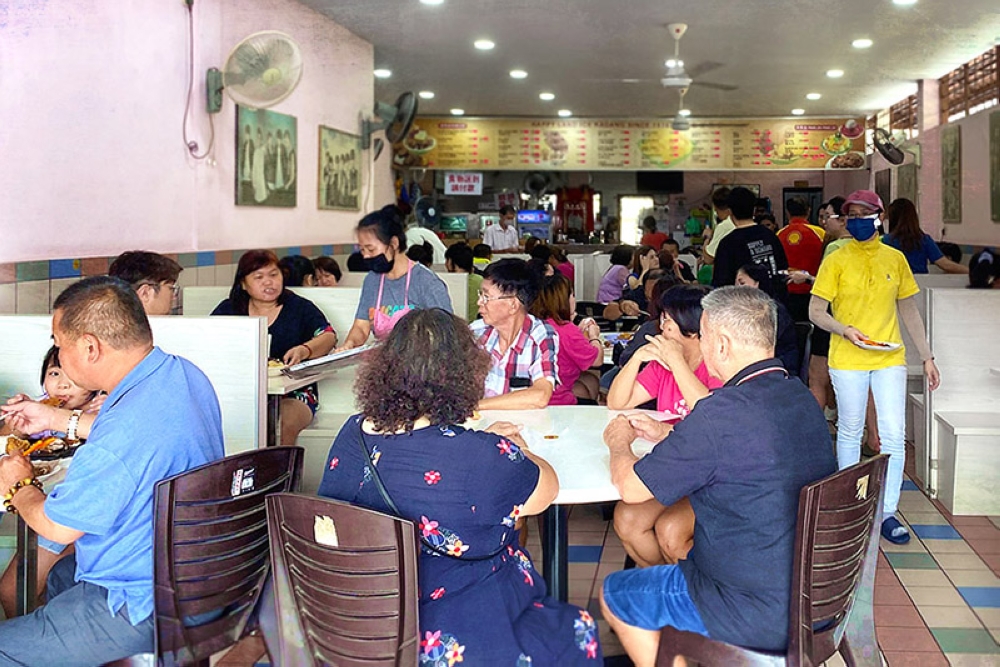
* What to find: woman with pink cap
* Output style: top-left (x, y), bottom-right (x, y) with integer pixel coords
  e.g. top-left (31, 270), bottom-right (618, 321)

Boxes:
top-left (808, 190), bottom-right (940, 545)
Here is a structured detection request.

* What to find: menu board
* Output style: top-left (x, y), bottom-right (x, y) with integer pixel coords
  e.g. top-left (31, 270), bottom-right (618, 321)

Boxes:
top-left (393, 117), bottom-right (867, 171)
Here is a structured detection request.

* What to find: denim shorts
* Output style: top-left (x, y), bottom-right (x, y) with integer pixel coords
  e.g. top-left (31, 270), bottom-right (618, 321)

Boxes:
top-left (602, 564), bottom-right (709, 635)
top-left (38, 535), bottom-right (67, 555)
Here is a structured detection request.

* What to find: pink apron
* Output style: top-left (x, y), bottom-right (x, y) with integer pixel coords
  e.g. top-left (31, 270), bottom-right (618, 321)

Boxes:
top-left (372, 261), bottom-right (415, 340)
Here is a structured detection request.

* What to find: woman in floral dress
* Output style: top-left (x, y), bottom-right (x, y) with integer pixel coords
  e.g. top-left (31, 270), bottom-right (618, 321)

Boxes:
top-left (318, 308), bottom-right (601, 666)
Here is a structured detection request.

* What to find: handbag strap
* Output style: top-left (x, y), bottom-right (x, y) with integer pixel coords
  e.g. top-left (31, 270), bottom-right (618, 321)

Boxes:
top-left (357, 421), bottom-right (509, 562)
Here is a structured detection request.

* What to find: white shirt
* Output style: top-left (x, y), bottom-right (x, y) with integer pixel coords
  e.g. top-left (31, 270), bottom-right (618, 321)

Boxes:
top-left (705, 216), bottom-right (735, 258)
top-left (405, 226), bottom-right (449, 265)
top-left (483, 223), bottom-right (520, 252)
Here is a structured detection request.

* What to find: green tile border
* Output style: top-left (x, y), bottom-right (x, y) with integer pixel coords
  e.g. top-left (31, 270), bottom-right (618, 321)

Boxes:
top-left (886, 552), bottom-right (941, 570)
top-left (930, 627), bottom-right (1000, 653)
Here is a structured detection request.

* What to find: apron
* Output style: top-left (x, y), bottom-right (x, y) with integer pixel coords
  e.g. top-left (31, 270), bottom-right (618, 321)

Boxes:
top-left (372, 261), bottom-right (415, 340)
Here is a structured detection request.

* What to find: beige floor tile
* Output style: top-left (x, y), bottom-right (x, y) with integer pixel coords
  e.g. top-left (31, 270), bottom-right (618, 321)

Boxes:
top-left (936, 553), bottom-right (992, 571)
top-left (946, 570), bottom-right (1000, 587)
top-left (898, 497), bottom-right (939, 513)
top-left (897, 568), bottom-right (954, 588)
top-left (901, 511), bottom-right (951, 526)
top-left (569, 563), bottom-right (598, 579)
top-left (568, 532), bottom-right (607, 545)
top-left (925, 539), bottom-right (977, 555)
top-left (907, 585), bottom-right (967, 606)
top-left (597, 562), bottom-right (626, 578)
top-left (883, 538), bottom-right (931, 553)
top-left (918, 605), bottom-right (987, 628)
top-left (973, 607), bottom-right (1000, 629)
top-left (945, 655), bottom-right (1000, 666)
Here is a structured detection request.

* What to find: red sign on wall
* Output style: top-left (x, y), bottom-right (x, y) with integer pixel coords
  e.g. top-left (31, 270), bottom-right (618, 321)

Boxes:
top-left (444, 172), bottom-right (483, 195)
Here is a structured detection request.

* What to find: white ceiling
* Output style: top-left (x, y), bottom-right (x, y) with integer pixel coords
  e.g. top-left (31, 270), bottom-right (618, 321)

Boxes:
top-left (300, 0), bottom-right (1000, 120)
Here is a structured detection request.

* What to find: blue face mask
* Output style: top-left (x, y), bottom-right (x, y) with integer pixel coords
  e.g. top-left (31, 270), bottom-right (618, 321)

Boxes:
top-left (846, 216), bottom-right (878, 241)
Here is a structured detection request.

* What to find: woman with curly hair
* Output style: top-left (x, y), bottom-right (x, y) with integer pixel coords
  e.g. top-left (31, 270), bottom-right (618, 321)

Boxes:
top-left (318, 309), bottom-right (602, 665)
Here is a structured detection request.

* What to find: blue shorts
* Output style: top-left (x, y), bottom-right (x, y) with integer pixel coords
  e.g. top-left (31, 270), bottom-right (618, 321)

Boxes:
top-left (602, 564), bottom-right (709, 635)
top-left (39, 535), bottom-right (68, 555)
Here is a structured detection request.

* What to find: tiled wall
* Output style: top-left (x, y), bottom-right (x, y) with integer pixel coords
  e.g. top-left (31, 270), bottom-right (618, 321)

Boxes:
top-left (0, 244), bottom-right (358, 315)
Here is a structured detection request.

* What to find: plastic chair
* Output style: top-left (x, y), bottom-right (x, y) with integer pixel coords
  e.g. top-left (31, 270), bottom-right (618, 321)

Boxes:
top-left (265, 493), bottom-right (420, 666)
top-left (107, 446), bottom-right (304, 667)
top-left (793, 321), bottom-right (814, 384)
top-left (656, 455), bottom-right (888, 667)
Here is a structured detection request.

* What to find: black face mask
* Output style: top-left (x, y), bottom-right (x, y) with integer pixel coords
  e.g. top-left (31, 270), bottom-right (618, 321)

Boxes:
top-left (363, 252), bottom-right (394, 274)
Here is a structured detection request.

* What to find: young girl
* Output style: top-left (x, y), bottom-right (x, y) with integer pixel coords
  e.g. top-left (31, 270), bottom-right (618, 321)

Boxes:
top-left (0, 346), bottom-right (103, 618)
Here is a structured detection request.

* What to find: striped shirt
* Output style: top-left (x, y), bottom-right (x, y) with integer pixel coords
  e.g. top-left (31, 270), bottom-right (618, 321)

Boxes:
top-left (471, 315), bottom-right (559, 397)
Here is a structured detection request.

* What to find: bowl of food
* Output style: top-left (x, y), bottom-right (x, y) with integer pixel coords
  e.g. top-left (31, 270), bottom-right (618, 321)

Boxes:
top-left (403, 128), bottom-right (437, 155)
top-left (821, 132), bottom-right (852, 156)
top-left (826, 152), bottom-right (866, 169)
top-left (840, 119), bottom-right (864, 139)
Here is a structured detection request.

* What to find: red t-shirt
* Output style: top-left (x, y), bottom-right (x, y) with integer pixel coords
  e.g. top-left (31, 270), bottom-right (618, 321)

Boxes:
top-left (641, 231), bottom-right (669, 251)
top-left (636, 359), bottom-right (723, 415)
top-left (778, 219), bottom-right (825, 295)
top-left (547, 319), bottom-right (601, 405)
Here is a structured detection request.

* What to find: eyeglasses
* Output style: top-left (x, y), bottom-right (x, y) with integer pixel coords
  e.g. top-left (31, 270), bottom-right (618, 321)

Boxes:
top-left (477, 290), bottom-right (516, 304)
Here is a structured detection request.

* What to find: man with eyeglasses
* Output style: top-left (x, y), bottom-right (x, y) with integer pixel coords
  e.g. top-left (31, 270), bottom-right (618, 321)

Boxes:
top-left (109, 251), bottom-right (183, 316)
top-left (470, 259), bottom-right (559, 409)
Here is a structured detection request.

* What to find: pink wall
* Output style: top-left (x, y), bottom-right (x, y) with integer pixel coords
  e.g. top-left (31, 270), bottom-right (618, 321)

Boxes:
top-left (1, 0), bottom-right (392, 263)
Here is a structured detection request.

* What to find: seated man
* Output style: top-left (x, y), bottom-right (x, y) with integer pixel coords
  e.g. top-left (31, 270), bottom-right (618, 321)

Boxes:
top-left (600, 286), bottom-right (835, 665)
top-left (470, 258), bottom-right (559, 410)
top-left (108, 250), bottom-right (184, 316)
top-left (0, 276), bottom-right (225, 664)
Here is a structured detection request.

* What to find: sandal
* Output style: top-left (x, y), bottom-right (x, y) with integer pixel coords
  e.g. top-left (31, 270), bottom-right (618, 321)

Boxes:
top-left (881, 516), bottom-right (910, 544)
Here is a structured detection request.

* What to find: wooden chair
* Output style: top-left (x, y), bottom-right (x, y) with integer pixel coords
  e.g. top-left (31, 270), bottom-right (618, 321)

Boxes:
top-left (107, 447), bottom-right (304, 667)
top-left (264, 493), bottom-right (420, 666)
top-left (656, 455), bottom-right (888, 667)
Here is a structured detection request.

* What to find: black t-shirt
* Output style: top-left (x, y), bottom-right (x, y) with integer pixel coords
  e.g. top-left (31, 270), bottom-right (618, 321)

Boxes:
top-left (634, 359), bottom-right (836, 651)
top-left (711, 225), bottom-right (789, 289)
top-left (211, 290), bottom-right (332, 359)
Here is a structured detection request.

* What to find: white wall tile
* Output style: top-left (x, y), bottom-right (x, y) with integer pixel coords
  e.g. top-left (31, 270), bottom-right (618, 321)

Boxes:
top-left (0, 284), bottom-right (15, 314)
top-left (15, 281), bottom-right (50, 314)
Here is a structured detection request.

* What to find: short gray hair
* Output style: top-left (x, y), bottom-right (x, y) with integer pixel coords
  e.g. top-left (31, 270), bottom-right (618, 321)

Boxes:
top-left (701, 286), bottom-right (776, 351)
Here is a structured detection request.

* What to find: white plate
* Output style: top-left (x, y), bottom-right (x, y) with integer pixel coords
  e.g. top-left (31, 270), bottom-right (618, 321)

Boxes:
top-left (826, 152), bottom-right (866, 169)
top-left (854, 340), bottom-right (901, 352)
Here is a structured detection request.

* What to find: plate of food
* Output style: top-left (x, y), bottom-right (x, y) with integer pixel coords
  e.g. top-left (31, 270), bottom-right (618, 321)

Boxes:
top-left (600, 332), bottom-right (635, 348)
top-left (821, 132), bottom-right (852, 156)
top-left (855, 339), bottom-right (901, 352)
top-left (403, 128), bottom-right (437, 155)
top-left (840, 119), bottom-right (864, 139)
top-left (827, 152), bottom-right (866, 169)
top-left (5, 434), bottom-right (79, 461)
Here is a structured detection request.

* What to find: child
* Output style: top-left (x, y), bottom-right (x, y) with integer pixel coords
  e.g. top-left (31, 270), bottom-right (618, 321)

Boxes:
top-left (0, 346), bottom-right (102, 618)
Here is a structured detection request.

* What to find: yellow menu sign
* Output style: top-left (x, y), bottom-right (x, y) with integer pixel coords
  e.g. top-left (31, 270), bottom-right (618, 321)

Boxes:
top-left (392, 117), bottom-right (866, 171)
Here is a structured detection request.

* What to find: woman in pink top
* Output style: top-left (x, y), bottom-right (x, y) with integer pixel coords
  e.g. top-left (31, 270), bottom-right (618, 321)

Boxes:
top-left (529, 274), bottom-right (603, 405)
top-left (606, 284), bottom-right (724, 567)
top-left (551, 246), bottom-right (575, 284)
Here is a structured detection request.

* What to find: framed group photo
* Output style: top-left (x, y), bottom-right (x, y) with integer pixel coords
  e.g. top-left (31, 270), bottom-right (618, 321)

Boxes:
top-left (318, 126), bottom-right (361, 210)
top-left (235, 106), bottom-right (297, 207)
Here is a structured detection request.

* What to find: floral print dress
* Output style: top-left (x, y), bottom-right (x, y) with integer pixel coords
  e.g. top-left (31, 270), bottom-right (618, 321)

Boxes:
top-left (318, 417), bottom-right (601, 667)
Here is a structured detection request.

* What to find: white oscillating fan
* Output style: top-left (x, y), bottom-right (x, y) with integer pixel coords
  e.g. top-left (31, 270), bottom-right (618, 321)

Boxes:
top-left (206, 31), bottom-right (303, 112)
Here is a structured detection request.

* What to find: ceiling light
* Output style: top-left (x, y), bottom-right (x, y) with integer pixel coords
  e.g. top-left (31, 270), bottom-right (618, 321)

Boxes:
top-left (509, 69), bottom-right (528, 79)
top-left (679, 109), bottom-right (691, 117)
top-left (373, 69), bottom-right (392, 79)
top-left (418, 91), bottom-right (435, 99)
top-left (474, 39), bottom-right (495, 50)
top-left (450, 108), bottom-right (465, 116)
top-left (892, 0), bottom-right (917, 5)
top-left (539, 92), bottom-right (555, 101)
top-left (419, 0), bottom-right (444, 5)
top-left (852, 38), bottom-right (873, 49)
top-left (558, 109), bottom-right (573, 117)
top-left (791, 108), bottom-right (805, 116)
top-left (826, 69), bottom-right (845, 78)
top-left (806, 92), bottom-right (822, 100)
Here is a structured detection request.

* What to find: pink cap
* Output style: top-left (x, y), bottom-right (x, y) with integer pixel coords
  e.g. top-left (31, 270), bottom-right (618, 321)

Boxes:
top-left (843, 190), bottom-right (883, 213)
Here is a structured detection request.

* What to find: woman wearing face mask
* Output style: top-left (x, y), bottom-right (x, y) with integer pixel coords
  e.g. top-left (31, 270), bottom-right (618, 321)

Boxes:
top-left (338, 205), bottom-right (453, 349)
top-left (809, 190), bottom-right (940, 546)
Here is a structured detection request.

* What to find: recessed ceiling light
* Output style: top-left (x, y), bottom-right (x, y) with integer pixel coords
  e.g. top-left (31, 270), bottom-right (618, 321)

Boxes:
top-left (418, 91), bottom-right (435, 99)
top-left (558, 109), bottom-right (572, 117)
top-left (419, 0), bottom-right (444, 5)
top-left (806, 92), bottom-right (822, 100)
top-left (539, 92), bottom-right (555, 101)
top-left (509, 69), bottom-right (528, 79)
top-left (892, 0), bottom-right (917, 5)
top-left (826, 69), bottom-right (845, 78)
top-left (474, 39), bottom-right (495, 50)
top-left (791, 108), bottom-right (806, 116)
top-left (679, 109), bottom-right (691, 117)
top-left (450, 108), bottom-right (465, 116)
top-left (373, 69), bottom-right (392, 79)
top-left (852, 38), bottom-right (873, 49)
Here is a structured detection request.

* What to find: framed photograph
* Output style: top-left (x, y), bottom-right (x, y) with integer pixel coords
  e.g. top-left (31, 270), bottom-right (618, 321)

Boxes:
top-left (990, 111), bottom-right (1000, 222)
top-left (896, 163), bottom-right (918, 206)
top-left (941, 124), bottom-right (962, 223)
top-left (236, 106), bottom-right (297, 207)
top-left (318, 126), bottom-right (361, 211)
top-left (874, 169), bottom-right (891, 218)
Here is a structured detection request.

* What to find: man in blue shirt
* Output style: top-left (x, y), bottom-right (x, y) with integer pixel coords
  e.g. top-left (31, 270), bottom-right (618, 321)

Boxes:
top-left (0, 276), bottom-right (224, 665)
top-left (600, 286), bottom-right (836, 665)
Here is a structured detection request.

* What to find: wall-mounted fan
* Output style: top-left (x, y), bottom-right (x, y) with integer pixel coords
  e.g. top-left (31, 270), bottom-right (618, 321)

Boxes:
top-left (522, 171), bottom-right (555, 208)
top-left (206, 31), bottom-right (303, 112)
top-left (415, 196), bottom-right (442, 228)
top-left (873, 128), bottom-right (906, 165)
top-left (362, 92), bottom-right (419, 160)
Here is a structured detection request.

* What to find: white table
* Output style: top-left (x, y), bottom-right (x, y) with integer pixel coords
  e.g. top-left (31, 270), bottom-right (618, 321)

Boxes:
top-left (477, 406), bottom-right (667, 601)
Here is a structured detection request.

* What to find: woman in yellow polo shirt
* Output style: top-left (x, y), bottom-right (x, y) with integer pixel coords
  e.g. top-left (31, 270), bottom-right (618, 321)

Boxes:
top-left (809, 190), bottom-right (940, 545)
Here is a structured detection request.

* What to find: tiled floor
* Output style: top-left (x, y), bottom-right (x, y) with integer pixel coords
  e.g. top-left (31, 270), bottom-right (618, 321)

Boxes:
top-left (217, 466), bottom-right (1000, 667)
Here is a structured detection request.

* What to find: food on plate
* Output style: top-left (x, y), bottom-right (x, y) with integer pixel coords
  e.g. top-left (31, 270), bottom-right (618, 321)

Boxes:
top-left (404, 127), bottom-right (437, 154)
top-left (821, 132), bottom-right (851, 155)
top-left (860, 338), bottom-right (892, 348)
top-left (32, 461), bottom-right (56, 477)
top-left (6, 435), bottom-right (30, 455)
top-left (267, 359), bottom-right (285, 367)
top-left (829, 152), bottom-right (865, 169)
top-left (5, 435), bottom-right (68, 457)
top-left (544, 131), bottom-right (569, 161)
top-left (840, 119), bottom-right (864, 139)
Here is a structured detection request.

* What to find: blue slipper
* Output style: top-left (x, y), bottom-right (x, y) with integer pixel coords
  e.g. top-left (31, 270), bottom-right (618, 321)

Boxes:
top-left (881, 516), bottom-right (910, 544)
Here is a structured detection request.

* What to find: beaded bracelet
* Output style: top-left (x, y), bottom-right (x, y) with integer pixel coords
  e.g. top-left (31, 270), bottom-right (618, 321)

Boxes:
top-left (3, 477), bottom-right (44, 514)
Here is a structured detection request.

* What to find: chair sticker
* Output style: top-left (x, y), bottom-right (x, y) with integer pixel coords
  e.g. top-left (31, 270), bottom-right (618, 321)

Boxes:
top-left (314, 515), bottom-right (339, 547)
top-left (855, 474), bottom-right (869, 500)
top-left (230, 466), bottom-right (256, 497)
